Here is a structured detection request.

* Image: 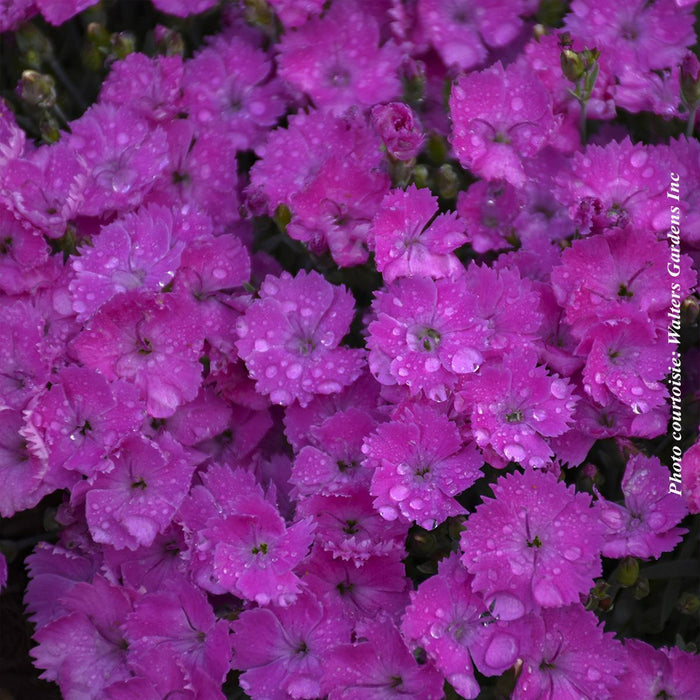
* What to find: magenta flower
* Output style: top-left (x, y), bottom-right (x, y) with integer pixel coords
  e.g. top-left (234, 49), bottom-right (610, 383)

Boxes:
top-left (368, 276), bottom-right (485, 401)
top-left (596, 454), bottom-right (687, 559)
top-left (267, 0), bottom-right (325, 28)
top-left (67, 103), bottom-right (169, 217)
top-left (610, 639), bottom-right (700, 700)
top-left (31, 576), bottom-right (134, 700)
top-left (22, 366), bottom-right (143, 477)
top-left (278, 0), bottom-right (402, 114)
top-left (369, 185), bottom-right (467, 283)
top-left (297, 486), bottom-right (406, 564)
top-left (513, 605), bottom-right (625, 700)
top-left (320, 618), bottom-right (444, 700)
top-left (183, 34), bottom-right (286, 151)
top-left (291, 408), bottom-right (376, 497)
top-left (402, 554), bottom-right (532, 699)
top-left (450, 60), bottom-right (558, 187)
top-left (579, 315), bottom-right (669, 414)
top-left (71, 289), bottom-right (204, 418)
top-left (418, 0), bottom-right (528, 70)
top-left (232, 591), bottom-right (352, 700)
top-left (236, 270), bottom-right (365, 406)
top-left (123, 577), bottom-right (231, 698)
top-left (304, 549), bottom-right (409, 623)
top-left (460, 469), bottom-right (603, 620)
top-left (363, 403), bottom-right (482, 529)
top-left (69, 204), bottom-right (190, 321)
top-left (459, 350), bottom-right (576, 469)
top-left (84, 434), bottom-right (195, 550)
top-left (682, 441), bottom-right (700, 514)
top-left (179, 464), bottom-right (314, 605)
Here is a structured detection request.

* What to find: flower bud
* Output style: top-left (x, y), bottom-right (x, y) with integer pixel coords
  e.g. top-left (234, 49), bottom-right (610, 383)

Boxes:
top-left (681, 51), bottom-right (700, 110)
top-left (561, 49), bottom-right (585, 82)
top-left (437, 164), bottom-right (459, 200)
top-left (632, 577), bottom-right (650, 600)
top-left (16, 23), bottom-right (53, 69)
top-left (370, 102), bottom-right (425, 162)
top-left (615, 556), bottom-right (639, 587)
top-left (154, 25), bottom-right (185, 57)
top-left (110, 32), bottom-right (136, 62)
top-left (682, 295), bottom-right (699, 326)
top-left (678, 592), bottom-right (700, 615)
top-left (17, 70), bottom-right (56, 109)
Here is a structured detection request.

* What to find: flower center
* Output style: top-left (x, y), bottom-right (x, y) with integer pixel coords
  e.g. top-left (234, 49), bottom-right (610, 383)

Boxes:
top-left (418, 328), bottom-right (441, 352)
top-left (505, 410), bottom-right (523, 423)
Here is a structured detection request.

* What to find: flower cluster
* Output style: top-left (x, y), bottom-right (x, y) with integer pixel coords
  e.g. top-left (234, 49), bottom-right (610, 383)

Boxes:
top-left (0, 1), bottom-right (698, 699)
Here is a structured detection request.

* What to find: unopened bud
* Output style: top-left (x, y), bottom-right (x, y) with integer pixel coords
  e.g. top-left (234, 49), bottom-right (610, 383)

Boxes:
top-left (154, 25), bottom-right (185, 57)
top-left (18, 70), bottom-right (56, 109)
top-left (86, 22), bottom-right (110, 48)
top-left (110, 32), bottom-right (136, 62)
top-left (633, 577), bottom-right (650, 600)
top-left (40, 114), bottom-right (61, 144)
top-left (437, 164), bottom-right (459, 200)
top-left (274, 204), bottom-right (292, 232)
top-left (682, 295), bottom-right (699, 326)
top-left (561, 49), bottom-right (585, 82)
top-left (16, 23), bottom-right (53, 68)
top-left (681, 52), bottom-right (700, 109)
top-left (615, 556), bottom-right (639, 587)
top-left (678, 592), bottom-right (700, 615)
top-left (412, 165), bottom-right (430, 189)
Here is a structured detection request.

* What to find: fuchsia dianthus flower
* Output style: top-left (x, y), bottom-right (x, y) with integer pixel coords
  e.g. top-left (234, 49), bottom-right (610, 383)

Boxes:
top-left (596, 454), bottom-right (687, 559)
top-left (368, 275), bottom-right (485, 400)
top-left (450, 60), bottom-right (558, 187)
top-left (236, 270), bottom-right (364, 406)
top-left (363, 403), bottom-right (482, 529)
top-left (369, 185), bottom-right (467, 283)
top-left (460, 468), bottom-right (603, 620)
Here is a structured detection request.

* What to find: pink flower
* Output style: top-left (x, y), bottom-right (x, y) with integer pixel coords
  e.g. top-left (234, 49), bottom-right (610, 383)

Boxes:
top-left (236, 271), bottom-right (365, 406)
top-left (232, 591), bottom-right (352, 700)
top-left (369, 185), bottom-right (467, 283)
top-left (321, 618), bottom-right (444, 700)
top-left (418, 0), bottom-right (528, 70)
top-left (682, 441), bottom-right (700, 514)
top-left (460, 469), bottom-right (603, 620)
top-left (450, 60), bottom-right (558, 187)
top-left (363, 403), bottom-right (482, 529)
top-left (84, 434), bottom-right (195, 550)
top-left (67, 103), bottom-right (169, 217)
top-left (459, 350), bottom-right (576, 469)
top-left (267, 0), bottom-right (325, 28)
top-left (179, 465), bottom-right (314, 605)
top-left (596, 454), bottom-right (687, 559)
top-left (71, 290), bottom-right (204, 418)
top-left (31, 576), bottom-right (134, 700)
top-left (278, 0), bottom-right (402, 114)
top-left (513, 605), bottom-right (625, 700)
top-left (123, 577), bottom-right (231, 697)
top-left (149, 0), bottom-right (218, 16)
top-left (297, 486), bottom-right (406, 564)
top-left (610, 639), bottom-right (700, 700)
top-left (368, 276), bottom-right (485, 401)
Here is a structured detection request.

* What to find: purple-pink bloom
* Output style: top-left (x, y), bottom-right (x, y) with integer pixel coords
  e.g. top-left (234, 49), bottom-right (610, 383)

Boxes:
top-left (150, 0), bottom-right (218, 16)
top-left (183, 34), bottom-right (286, 152)
top-left (682, 441), bottom-right (700, 514)
top-left (71, 289), bottom-right (204, 418)
top-left (84, 434), bottom-right (195, 550)
top-left (278, 0), bottom-right (402, 114)
top-left (320, 617), bottom-right (444, 700)
top-left (231, 591), bottom-right (353, 700)
top-left (69, 204), bottom-right (191, 321)
top-left (611, 639), bottom-right (700, 700)
top-left (513, 605), bottom-right (624, 700)
top-left (22, 365), bottom-right (143, 477)
top-left (596, 454), bottom-right (687, 559)
top-left (123, 576), bottom-right (231, 698)
top-left (370, 102), bottom-right (425, 161)
top-left (418, 0), bottom-right (528, 70)
top-left (236, 270), bottom-right (365, 406)
top-left (363, 403), bottom-right (482, 529)
top-left (179, 464), bottom-right (314, 605)
top-left (450, 60), bottom-right (558, 187)
top-left (369, 185), bottom-right (467, 283)
top-left (297, 485), bottom-right (407, 564)
top-left (66, 103), bottom-right (169, 217)
top-left (460, 468), bottom-right (603, 620)
top-left (368, 276), bottom-right (485, 401)
top-left (267, 0), bottom-right (325, 28)
top-left (401, 553), bottom-right (533, 698)
top-left (459, 350), bottom-right (576, 469)
top-left (291, 408), bottom-right (376, 497)
top-left (31, 575), bottom-right (134, 700)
